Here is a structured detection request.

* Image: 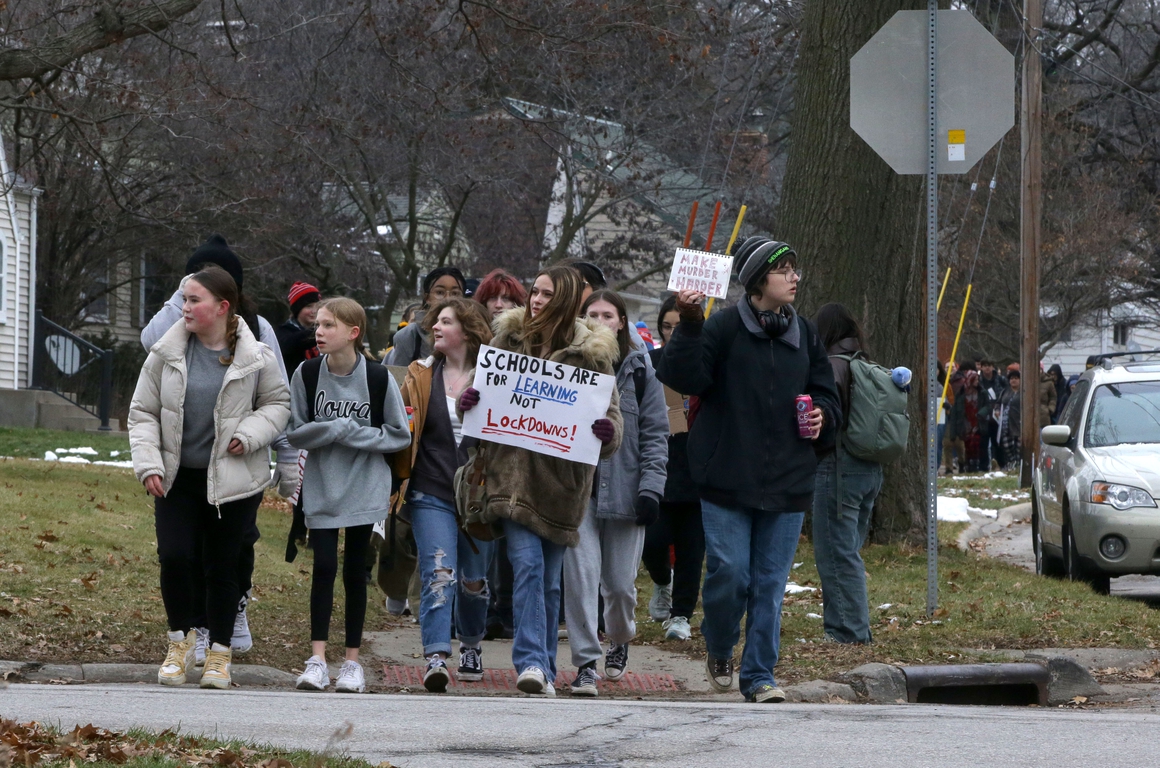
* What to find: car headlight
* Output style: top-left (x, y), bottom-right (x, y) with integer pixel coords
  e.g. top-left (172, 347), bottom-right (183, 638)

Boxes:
top-left (1090, 481), bottom-right (1158, 510)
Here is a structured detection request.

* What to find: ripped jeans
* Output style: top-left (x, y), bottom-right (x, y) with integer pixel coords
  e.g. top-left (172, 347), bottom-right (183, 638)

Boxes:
top-left (408, 490), bottom-right (494, 657)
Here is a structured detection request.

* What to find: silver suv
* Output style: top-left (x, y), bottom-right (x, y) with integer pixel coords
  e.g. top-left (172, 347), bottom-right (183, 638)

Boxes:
top-left (1033, 358), bottom-right (1160, 594)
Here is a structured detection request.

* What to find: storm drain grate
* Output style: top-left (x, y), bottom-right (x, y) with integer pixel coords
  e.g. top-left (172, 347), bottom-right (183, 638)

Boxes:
top-left (381, 665), bottom-right (678, 693)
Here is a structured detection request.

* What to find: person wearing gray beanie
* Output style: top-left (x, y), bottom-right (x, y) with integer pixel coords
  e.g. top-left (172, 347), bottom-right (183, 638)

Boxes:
top-left (733, 236), bottom-right (796, 294)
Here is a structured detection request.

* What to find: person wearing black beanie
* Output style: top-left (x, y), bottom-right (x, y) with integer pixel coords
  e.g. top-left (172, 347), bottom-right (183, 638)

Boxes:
top-left (384, 267), bottom-right (466, 366)
top-left (655, 235), bottom-right (840, 705)
top-left (139, 234), bottom-right (299, 661)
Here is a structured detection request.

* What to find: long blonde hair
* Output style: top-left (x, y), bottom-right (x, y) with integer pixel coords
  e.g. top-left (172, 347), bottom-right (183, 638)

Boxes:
top-left (318, 297), bottom-right (373, 359)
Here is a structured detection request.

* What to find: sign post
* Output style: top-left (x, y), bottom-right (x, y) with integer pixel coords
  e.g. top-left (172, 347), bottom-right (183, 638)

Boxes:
top-left (850, 9), bottom-right (1014, 615)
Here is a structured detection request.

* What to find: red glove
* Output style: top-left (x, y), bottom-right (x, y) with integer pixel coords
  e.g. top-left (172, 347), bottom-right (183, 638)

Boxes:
top-left (592, 418), bottom-right (615, 444)
top-left (459, 387), bottom-right (480, 412)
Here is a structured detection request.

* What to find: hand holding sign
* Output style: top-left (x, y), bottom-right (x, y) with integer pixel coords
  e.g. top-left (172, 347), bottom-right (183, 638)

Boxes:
top-left (667, 248), bottom-right (733, 300)
top-left (461, 345), bottom-right (615, 466)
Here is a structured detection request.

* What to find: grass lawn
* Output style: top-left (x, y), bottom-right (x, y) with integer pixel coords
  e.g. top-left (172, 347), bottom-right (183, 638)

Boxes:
top-left (0, 427), bottom-right (131, 461)
top-left (1, 719), bottom-right (387, 768)
top-left (0, 457), bottom-right (390, 674)
top-left (937, 469), bottom-right (1029, 510)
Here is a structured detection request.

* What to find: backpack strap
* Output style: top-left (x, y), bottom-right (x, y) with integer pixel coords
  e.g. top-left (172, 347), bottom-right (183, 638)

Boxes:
top-left (364, 360), bottom-right (389, 429)
top-left (632, 365), bottom-right (647, 408)
top-left (300, 357), bottom-right (324, 422)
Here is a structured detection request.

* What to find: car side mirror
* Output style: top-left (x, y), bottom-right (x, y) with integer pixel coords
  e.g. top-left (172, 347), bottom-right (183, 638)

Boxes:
top-left (1041, 425), bottom-right (1072, 446)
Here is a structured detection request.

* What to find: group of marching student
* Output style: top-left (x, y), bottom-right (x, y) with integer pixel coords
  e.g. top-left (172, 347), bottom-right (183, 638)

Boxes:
top-left (129, 231), bottom-right (891, 702)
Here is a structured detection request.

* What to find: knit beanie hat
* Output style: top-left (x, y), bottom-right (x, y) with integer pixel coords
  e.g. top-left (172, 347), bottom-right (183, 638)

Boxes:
top-left (186, 234), bottom-right (244, 291)
top-left (733, 236), bottom-right (795, 292)
top-left (288, 282), bottom-right (321, 316)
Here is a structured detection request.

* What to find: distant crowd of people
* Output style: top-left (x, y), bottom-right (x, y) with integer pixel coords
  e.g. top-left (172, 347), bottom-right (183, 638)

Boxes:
top-left (129, 233), bottom-right (910, 702)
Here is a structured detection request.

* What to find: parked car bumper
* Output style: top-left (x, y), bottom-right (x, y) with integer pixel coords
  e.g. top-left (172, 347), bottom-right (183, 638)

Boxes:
top-left (1071, 500), bottom-right (1160, 574)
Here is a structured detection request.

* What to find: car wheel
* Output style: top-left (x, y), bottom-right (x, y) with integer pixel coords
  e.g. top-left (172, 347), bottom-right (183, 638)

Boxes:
top-left (1063, 515), bottom-right (1111, 595)
top-left (1032, 491), bottom-right (1064, 578)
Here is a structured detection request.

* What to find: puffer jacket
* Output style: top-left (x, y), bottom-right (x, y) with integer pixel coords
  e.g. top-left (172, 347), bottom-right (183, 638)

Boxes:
top-left (129, 318), bottom-right (291, 504)
top-left (475, 308), bottom-right (624, 547)
top-left (593, 342), bottom-right (668, 520)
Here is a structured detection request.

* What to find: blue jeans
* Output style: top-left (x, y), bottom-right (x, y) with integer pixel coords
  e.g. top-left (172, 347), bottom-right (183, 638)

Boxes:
top-left (408, 491), bottom-right (494, 657)
top-left (811, 451), bottom-right (884, 644)
top-left (700, 499), bottom-right (803, 698)
top-left (503, 518), bottom-right (565, 682)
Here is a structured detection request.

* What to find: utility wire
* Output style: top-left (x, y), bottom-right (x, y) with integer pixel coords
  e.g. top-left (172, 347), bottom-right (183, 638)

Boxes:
top-left (967, 135), bottom-right (1005, 284)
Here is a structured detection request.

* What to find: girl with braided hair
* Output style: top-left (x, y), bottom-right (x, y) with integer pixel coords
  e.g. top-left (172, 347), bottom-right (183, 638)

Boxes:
top-left (129, 265), bottom-right (291, 690)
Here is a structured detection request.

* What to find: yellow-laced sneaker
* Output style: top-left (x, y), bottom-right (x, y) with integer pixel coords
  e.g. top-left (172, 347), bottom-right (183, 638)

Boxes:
top-left (200, 643), bottom-right (232, 689)
top-left (158, 629), bottom-right (196, 686)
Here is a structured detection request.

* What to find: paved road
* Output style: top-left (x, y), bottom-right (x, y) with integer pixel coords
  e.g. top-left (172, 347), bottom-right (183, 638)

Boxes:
top-left (5, 684), bottom-right (1160, 767)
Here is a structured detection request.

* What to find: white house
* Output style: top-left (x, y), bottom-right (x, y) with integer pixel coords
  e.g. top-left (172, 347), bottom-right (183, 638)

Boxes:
top-left (1044, 303), bottom-right (1160, 376)
top-left (0, 137), bottom-right (39, 392)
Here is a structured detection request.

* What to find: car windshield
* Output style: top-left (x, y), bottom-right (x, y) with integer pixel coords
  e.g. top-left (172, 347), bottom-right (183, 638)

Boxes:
top-left (1085, 381), bottom-right (1160, 448)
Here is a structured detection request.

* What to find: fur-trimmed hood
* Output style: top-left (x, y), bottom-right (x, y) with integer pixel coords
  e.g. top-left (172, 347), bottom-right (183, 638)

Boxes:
top-left (491, 307), bottom-right (622, 372)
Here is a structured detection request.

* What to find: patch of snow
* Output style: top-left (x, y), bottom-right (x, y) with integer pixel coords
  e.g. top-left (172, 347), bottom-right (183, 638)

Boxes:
top-left (58, 456), bottom-right (90, 464)
top-left (951, 475), bottom-right (973, 481)
top-left (937, 496), bottom-right (972, 522)
top-left (975, 507), bottom-right (999, 519)
top-left (43, 451), bottom-right (58, 461)
top-left (877, 603), bottom-right (893, 610)
top-left (792, 562), bottom-right (803, 569)
top-left (982, 471), bottom-right (1007, 479)
top-left (785, 582), bottom-right (817, 595)
top-left (109, 450), bottom-right (121, 457)
top-left (806, 613), bottom-right (822, 619)
top-left (92, 460), bottom-right (134, 468)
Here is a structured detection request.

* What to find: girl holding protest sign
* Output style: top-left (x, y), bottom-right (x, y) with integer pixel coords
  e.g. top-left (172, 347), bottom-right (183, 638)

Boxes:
top-left (458, 265), bottom-right (623, 696)
top-left (563, 290), bottom-right (668, 697)
top-left (397, 298), bottom-right (496, 692)
top-left (287, 298), bottom-right (412, 693)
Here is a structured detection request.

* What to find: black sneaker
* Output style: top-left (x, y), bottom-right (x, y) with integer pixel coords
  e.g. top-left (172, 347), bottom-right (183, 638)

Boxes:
top-left (571, 663), bottom-right (600, 697)
top-left (423, 655), bottom-right (450, 693)
top-left (706, 655), bottom-right (734, 693)
top-left (604, 643), bottom-right (628, 682)
top-left (457, 645), bottom-right (483, 682)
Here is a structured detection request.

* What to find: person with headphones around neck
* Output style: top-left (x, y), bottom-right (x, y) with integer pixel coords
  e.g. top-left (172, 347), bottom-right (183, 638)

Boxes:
top-left (655, 236), bottom-right (841, 704)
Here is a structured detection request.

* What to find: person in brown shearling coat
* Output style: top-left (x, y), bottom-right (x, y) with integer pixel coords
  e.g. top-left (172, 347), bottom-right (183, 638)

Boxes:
top-left (458, 265), bottom-right (622, 696)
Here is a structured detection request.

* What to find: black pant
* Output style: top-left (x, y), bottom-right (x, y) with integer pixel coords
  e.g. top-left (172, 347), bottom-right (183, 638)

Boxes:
top-left (191, 517), bottom-right (259, 629)
top-left (154, 466), bottom-right (261, 647)
top-left (641, 501), bottom-right (705, 620)
top-left (486, 536), bottom-right (514, 632)
top-left (310, 525), bottom-right (373, 648)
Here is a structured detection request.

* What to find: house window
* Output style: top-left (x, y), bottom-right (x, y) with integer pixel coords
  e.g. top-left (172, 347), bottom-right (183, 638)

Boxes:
top-left (1113, 323), bottom-right (1131, 346)
top-left (79, 260), bottom-right (110, 323)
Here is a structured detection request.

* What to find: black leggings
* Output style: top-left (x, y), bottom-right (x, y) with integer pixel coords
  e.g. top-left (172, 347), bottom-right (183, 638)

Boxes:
top-left (154, 466), bottom-right (262, 647)
top-left (310, 525), bottom-right (374, 648)
top-left (641, 501), bottom-right (705, 620)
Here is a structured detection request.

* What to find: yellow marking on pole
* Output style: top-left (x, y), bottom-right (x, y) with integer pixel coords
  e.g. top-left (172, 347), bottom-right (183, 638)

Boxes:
top-left (724, 206), bottom-right (748, 256)
top-left (937, 267), bottom-right (951, 311)
top-left (939, 284), bottom-right (973, 414)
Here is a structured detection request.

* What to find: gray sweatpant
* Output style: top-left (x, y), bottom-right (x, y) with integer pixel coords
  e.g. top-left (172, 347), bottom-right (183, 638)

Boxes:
top-left (563, 503), bottom-right (646, 669)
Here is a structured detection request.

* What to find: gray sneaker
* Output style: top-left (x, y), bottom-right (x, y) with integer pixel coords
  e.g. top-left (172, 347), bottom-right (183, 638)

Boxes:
top-left (231, 592), bottom-right (253, 654)
top-left (193, 627), bottom-right (210, 667)
top-left (706, 655), bottom-right (734, 693)
top-left (648, 581), bottom-right (672, 622)
top-left (663, 616), bottom-right (691, 641)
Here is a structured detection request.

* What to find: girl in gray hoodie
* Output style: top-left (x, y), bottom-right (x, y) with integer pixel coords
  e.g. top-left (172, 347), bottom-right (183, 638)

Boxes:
top-left (287, 298), bottom-right (411, 693)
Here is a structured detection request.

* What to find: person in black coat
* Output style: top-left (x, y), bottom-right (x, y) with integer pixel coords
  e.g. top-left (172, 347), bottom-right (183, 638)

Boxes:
top-left (656, 236), bottom-right (840, 704)
top-left (276, 282), bottom-right (321, 376)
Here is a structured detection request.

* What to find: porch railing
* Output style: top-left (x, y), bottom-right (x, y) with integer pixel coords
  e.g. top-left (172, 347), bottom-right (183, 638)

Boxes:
top-left (30, 310), bottom-right (113, 431)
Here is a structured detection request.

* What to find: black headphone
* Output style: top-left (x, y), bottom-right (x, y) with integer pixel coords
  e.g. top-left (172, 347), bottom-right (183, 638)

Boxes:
top-left (757, 306), bottom-right (792, 337)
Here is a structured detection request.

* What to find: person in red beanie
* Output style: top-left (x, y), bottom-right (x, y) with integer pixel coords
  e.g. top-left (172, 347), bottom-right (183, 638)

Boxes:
top-left (276, 282), bottom-right (322, 376)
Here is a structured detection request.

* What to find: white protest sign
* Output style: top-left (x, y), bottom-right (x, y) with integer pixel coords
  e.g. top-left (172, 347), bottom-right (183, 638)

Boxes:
top-left (462, 345), bottom-right (615, 466)
top-left (667, 248), bottom-right (734, 299)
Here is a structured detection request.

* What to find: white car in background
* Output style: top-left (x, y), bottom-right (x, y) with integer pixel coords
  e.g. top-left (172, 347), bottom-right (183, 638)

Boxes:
top-left (1032, 357), bottom-right (1160, 594)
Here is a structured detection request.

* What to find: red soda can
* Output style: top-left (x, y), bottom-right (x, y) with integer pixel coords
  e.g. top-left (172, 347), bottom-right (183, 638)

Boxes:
top-left (795, 395), bottom-right (813, 439)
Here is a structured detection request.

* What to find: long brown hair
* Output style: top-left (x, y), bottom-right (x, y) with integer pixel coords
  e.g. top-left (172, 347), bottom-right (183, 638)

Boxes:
top-left (318, 297), bottom-right (374, 359)
top-left (422, 297), bottom-right (493, 366)
top-left (188, 265), bottom-right (240, 365)
top-left (581, 289), bottom-right (630, 364)
top-left (520, 265), bottom-right (584, 355)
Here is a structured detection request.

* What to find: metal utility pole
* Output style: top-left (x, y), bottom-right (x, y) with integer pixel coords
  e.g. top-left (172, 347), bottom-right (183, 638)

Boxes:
top-left (1019, 0), bottom-right (1043, 488)
top-left (924, 0), bottom-right (939, 617)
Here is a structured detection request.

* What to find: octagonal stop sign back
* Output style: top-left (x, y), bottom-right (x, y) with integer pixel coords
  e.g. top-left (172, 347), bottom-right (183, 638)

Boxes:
top-left (851, 10), bottom-right (1014, 175)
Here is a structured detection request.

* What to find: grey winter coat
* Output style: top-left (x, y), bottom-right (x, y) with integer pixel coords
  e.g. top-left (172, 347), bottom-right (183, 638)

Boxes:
top-left (593, 343), bottom-right (668, 520)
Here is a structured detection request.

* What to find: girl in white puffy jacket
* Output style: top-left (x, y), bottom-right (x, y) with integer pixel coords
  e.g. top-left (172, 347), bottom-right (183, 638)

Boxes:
top-left (129, 265), bottom-right (290, 691)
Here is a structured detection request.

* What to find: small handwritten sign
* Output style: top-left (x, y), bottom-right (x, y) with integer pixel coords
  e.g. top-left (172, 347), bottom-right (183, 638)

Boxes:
top-left (667, 248), bottom-right (734, 299)
top-left (461, 345), bottom-right (615, 466)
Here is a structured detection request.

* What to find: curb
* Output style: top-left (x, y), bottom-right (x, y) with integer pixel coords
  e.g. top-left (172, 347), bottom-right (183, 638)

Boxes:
top-left (956, 501), bottom-right (1032, 552)
top-left (1, 660), bottom-right (296, 687)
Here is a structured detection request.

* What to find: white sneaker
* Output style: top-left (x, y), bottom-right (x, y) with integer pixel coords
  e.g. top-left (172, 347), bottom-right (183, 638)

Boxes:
top-left (386, 597), bottom-right (409, 616)
top-left (663, 616), bottom-right (692, 641)
top-left (516, 666), bottom-right (546, 694)
top-left (193, 627), bottom-right (210, 667)
top-left (231, 592), bottom-right (253, 654)
top-left (296, 655), bottom-right (331, 691)
top-left (648, 581), bottom-right (672, 622)
top-left (334, 660), bottom-right (366, 693)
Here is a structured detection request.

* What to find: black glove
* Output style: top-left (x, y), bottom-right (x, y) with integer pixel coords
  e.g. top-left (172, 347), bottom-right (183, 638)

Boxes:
top-left (634, 495), bottom-right (660, 527)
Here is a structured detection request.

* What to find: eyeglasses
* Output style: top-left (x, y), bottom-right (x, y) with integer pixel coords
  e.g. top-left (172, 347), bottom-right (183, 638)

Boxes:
top-left (771, 267), bottom-right (802, 282)
top-left (660, 322), bottom-right (678, 335)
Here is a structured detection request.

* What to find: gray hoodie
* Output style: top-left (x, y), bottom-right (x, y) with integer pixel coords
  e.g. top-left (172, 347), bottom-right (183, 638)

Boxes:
top-left (593, 341), bottom-right (669, 520)
top-left (287, 354), bottom-right (411, 529)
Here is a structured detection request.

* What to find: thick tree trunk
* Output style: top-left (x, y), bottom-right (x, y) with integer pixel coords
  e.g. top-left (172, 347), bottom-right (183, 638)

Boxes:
top-left (777, 0), bottom-right (932, 542)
